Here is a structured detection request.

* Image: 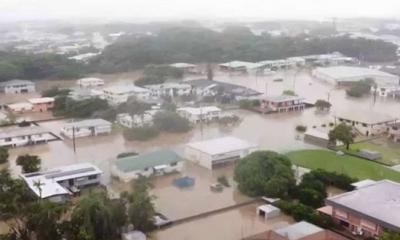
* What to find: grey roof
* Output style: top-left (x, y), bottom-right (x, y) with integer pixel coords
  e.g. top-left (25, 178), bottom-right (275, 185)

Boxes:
top-left (263, 95), bottom-right (305, 103)
top-left (335, 111), bottom-right (397, 125)
top-left (185, 79), bottom-right (261, 96)
top-left (0, 79), bottom-right (35, 87)
top-left (274, 221), bottom-right (323, 240)
top-left (0, 126), bottom-right (50, 139)
top-left (314, 66), bottom-right (398, 80)
top-left (62, 119), bottom-right (111, 129)
top-left (326, 180), bottom-right (400, 231)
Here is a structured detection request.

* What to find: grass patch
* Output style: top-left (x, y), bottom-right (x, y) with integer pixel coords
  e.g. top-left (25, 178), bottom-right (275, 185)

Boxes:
top-left (342, 141), bottom-right (400, 166)
top-left (287, 149), bottom-right (400, 182)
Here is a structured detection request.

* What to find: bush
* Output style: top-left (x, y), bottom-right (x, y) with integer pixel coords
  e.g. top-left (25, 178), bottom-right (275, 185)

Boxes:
top-left (218, 115), bottom-right (240, 125)
top-left (153, 111), bottom-right (191, 133)
top-left (346, 79), bottom-right (374, 98)
top-left (117, 152), bottom-right (138, 159)
top-left (321, 124), bottom-right (326, 128)
top-left (217, 176), bottom-right (230, 187)
top-left (295, 125), bottom-right (307, 132)
top-left (0, 147), bottom-right (9, 164)
top-left (42, 87), bottom-right (71, 97)
top-left (329, 122), bottom-right (334, 127)
top-left (239, 99), bottom-right (259, 109)
top-left (123, 126), bottom-right (160, 141)
top-left (16, 155), bottom-right (41, 173)
top-left (283, 90), bottom-right (296, 96)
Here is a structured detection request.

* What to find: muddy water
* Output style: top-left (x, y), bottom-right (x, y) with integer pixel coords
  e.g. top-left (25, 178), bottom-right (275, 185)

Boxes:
top-left (152, 203), bottom-right (294, 240)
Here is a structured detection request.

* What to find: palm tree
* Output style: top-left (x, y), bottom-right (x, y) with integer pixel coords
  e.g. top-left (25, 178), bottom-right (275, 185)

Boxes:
top-left (33, 179), bottom-right (45, 200)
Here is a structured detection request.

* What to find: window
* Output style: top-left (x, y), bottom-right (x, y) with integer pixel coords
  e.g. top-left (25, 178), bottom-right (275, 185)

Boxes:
top-left (88, 175), bottom-right (97, 180)
top-left (5, 138), bottom-right (12, 142)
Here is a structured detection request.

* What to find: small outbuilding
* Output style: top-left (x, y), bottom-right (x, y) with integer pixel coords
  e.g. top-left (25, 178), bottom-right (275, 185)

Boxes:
top-left (358, 149), bottom-right (382, 160)
top-left (257, 204), bottom-right (281, 219)
top-left (185, 136), bottom-right (258, 169)
top-left (60, 119), bottom-right (112, 139)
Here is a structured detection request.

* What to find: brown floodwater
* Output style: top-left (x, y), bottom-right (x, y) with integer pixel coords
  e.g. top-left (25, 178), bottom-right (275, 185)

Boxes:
top-left (2, 69), bottom-right (399, 239)
top-left (151, 203), bottom-right (294, 240)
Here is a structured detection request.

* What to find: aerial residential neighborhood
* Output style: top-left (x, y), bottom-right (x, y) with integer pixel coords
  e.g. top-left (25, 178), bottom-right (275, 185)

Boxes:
top-left (1, 2), bottom-right (400, 240)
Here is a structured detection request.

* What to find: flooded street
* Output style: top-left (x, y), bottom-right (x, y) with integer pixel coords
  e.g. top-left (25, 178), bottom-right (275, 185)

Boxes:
top-left (152, 203), bottom-right (294, 240)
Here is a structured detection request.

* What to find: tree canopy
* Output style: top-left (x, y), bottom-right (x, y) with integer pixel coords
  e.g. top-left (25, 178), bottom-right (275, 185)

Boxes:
top-left (329, 123), bottom-right (354, 150)
top-left (314, 99), bottom-right (331, 111)
top-left (91, 26), bottom-right (398, 73)
top-left (0, 147), bottom-right (9, 164)
top-left (234, 151), bottom-right (295, 198)
top-left (16, 155), bottom-right (41, 173)
top-left (153, 111), bottom-right (191, 133)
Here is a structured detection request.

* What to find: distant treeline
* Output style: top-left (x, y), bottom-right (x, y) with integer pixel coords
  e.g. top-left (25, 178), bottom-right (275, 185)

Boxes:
top-left (91, 26), bottom-right (398, 73)
top-left (0, 51), bottom-right (85, 81)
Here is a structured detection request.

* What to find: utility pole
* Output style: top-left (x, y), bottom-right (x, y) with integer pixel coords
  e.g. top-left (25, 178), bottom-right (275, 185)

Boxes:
top-left (72, 126), bottom-right (76, 153)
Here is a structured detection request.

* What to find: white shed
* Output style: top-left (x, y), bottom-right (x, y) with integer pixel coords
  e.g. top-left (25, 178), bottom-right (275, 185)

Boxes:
top-left (257, 204), bottom-right (281, 219)
top-left (185, 136), bottom-right (258, 169)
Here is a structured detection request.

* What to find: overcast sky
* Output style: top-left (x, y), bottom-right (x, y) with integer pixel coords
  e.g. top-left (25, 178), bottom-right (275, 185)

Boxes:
top-left (1, 0), bottom-right (400, 22)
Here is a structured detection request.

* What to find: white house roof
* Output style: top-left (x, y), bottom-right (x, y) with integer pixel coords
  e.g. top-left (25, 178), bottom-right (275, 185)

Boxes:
top-left (186, 136), bottom-right (257, 155)
top-left (0, 79), bottom-right (35, 87)
top-left (219, 61), bottom-right (257, 69)
top-left (351, 179), bottom-right (377, 189)
top-left (0, 126), bottom-right (50, 139)
top-left (103, 84), bottom-right (150, 94)
top-left (77, 77), bottom-right (104, 84)
top-left (6, 102), bottom-right (33, 109)
top-left (326, 180), bottom-right (400, 231)
top-left (314, 66), bottom-right (398, 82)
top-left (263, 95), bottom-right (305, 103)
top-left (274, 221), bottom-right (324, 240)
top-left (62, 119), bottom-right (111, 129)
top-left (335, 111), bottom-right (397, 125)
top-left (169, 63), bottom-right (196, 68)
top-left (144, 82), bottom-right (191, 90)
top-left (21, 163), bottom-right (103, 199)
top-left (28, 97), bottom-right (55, 104)
top-left (257, 204), bottom-right (280, 214)
top-left (177, 106), bottom-right (221, 115)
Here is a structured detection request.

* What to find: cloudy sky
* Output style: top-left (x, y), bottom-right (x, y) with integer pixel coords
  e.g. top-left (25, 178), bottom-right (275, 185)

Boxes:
top-left (1, 0), bottom-right (400, 22)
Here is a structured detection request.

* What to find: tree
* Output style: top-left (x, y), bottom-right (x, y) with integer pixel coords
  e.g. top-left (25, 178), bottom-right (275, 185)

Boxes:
top-left (282, 90), bottom-right (296, 96)
top-left (379, 231), bottom-right (400, 240)
top-left (67, 192), bottom-right (124, 240)
top-left (234, 151), bottom-right (295, 198)
top-left (153, 111), bottom-right (191, 133)
top-left (346, 79), bottom-right (375, 98)
top-left (118, 97), bottom-right (151, 116)
top-left (16, 155), bottom-right (41, 173)
top-left (123, 126), bottom-right (160, 141)
top-left (0, 147), bottom-right (9, 164)
top-left (314, 99), bottom-right (332, 111)
top-left (41, 87), bottom-right (71, 97)
top-left (125, 177), bottom-right (156, 233)
top-left (329, 123), bottom-right (354, 150)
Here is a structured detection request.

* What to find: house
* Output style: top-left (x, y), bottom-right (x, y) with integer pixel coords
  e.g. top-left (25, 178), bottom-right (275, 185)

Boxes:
top-left (144, 83), bottom-right (192, 98)
top-left (21, 163), bottom-right (103, 202)
top-left (76, 77), bottom-right (105, 88)
top-left (0, 80), bottom-right (36, 93)
top-left (185, 136), bottom-right (258, 169)
top-left (6, 102), bottom-right (33, 113)
top-left (244, 221), bottom-right (347, 240)
top-left (177, 106), bottom-right (222, 123)
top-left (103, 84), bottom-right (151, 105)
top-left (219, 61), bottom-right (259, 73)
top-left (61, 119), bottom-right (112, 139)
top-left (257, 204), bottom-right (281, 219)
top-left (169, 63), bottom-right (199, 74)
top-left (28, 97), bottom-right (55, 112)
top-left (111, 150), bottom-right (183, 182)
top-left (260, 95), bottom-right (306, 112)
top-left (0, 126), bottom-right (55, 147)
top-left (334, 111), bottom-right (397, 136)
top-left (116, 110), bottom-right (159, 128)
top-left (185, 79), bottom-right (262, 99)
top-left (69, 88), bottom-right (104, 101)
top-left (312, 66), bottom-right (399, 86)
top-left (122, 231), bottom-right (147, 240)
top-left (303, 129), bottom-right (331, 147)
top-left (319, 180), bottom-right (400, 238)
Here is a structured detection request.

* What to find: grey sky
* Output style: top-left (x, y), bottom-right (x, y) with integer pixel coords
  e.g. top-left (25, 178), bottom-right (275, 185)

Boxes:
top-left (1, 0), bottom-right (400, 22)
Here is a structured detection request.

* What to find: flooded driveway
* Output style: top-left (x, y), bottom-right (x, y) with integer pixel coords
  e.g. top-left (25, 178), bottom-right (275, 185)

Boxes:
top-left (152, 203), bottom-right (294, 240)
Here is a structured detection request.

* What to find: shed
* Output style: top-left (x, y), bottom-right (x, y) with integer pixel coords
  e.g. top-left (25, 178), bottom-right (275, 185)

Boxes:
top-left (257, 204), bottom-right (281, 219)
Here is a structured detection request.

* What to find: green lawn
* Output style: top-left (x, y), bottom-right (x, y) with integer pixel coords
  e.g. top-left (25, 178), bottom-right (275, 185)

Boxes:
top-left (342, 141), bottom-right (400, 166)
top-left (287, 149), bottom-right (400, 182)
